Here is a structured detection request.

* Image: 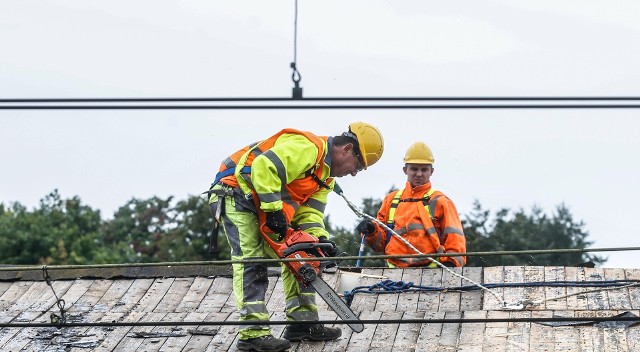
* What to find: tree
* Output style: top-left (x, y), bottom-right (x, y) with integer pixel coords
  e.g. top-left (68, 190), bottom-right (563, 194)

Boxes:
top-left (463, 200), bottom-right (606, 266)
top-left (0, 190), bottom-right (102, 265)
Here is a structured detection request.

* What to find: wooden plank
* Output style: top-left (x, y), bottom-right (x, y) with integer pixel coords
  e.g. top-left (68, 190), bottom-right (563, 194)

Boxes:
top-left (396, 267), bottom-right (422, 312)
top-left (265, 276), bottom-right (286, 314)
top-left (604, 268), bottom-right (632, 310)
top-left (112, 278), bottom-right (155, 313)
top-left (415, 311), bottom-right (444, 350)
top-left (503, 266), bottom-right (524, 311)
top-left (439, 268), bottom-right (462, 312)
top-left (154, 312), bottom-right (209, 352)
top-left (112, 312), bottom-right (167, 352)
top-left (68, 279), bottom-right (114, 313)
top-left (196, 277), bottom-right (233, 313)
top-left (349, 268), bottom-right (384, 314)
top-left (264, 275), bottom-right (279, 307)
top-left (626, 318), bottom-right (640, 352)
top-left (153, 277), bottom-right (194, 313)
top-left (553, 325), bottom-right (581, 352)
top-left (320, 310), bottom-right (352, 352)
top-left (482, 267), bottom-right (505, 310)
top-left (602, 325), bottom-right (628, 352)
top-left (522, 266), bottom-right (544, 311)
top-left (460, 267), bottom-right (483, 311)
top-left (0, 312), bottom-right (46, 351)
top-left (543, 266), bottom-right (567, 310)
top-left (392, 310), bottom-right (424, 351)
top-left (206, 311), bottom-right (240, 351)
top-left (4, 281), bottom-right (51, 312)
top-left (527, 310), bottom-right (554, 352)
top-left (564, 266), bottom-right (588, 310)
top-left (91, 311), bottom-right (145, 352)
top-left (369, 311), bottom-right (402, 350)
top-left (0, 282), bottom-right (12, 298)
top-left (505, 311), bottom-right (531, 352)
top-left (137, 278), bottom-right (175, 313)
top-left (0, 281), bottom-right (34, 312)
top-left (624, 268), bottom-right (640, 310)
top-left (457, 310), bottom-right (486, 352)
top-left (584, 267), bottom-right (608, 310)
top-left (174, 277), bottom-right (213, 313)
top-left (578, 326), bottom-right (604, 352)
top-left (417, 267), bottom-right (442, 311)
top-left (437, 311), bottom-right (462, 350)
top-left (374, 268), bottom-right (402, 312)
top-left (134, 312), bottom-right (189, 352)
top-left (345, 310), bottom-right (380, 351)
top-left (176, 311), bottom-right (223, 352)
top-left (483, 310), bottom-right (509, 352)
top-left (93, 279), bottom-right (136, 313)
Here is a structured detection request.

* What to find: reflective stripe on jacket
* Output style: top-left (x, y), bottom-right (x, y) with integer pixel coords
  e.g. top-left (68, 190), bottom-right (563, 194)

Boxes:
top-left (215, 128), bottom-right (334, 238)
top-left (365, 181), bottom-right (466, 267)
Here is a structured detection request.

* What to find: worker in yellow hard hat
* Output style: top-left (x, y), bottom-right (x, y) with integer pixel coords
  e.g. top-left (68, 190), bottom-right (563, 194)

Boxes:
top-left (357, 141), bottom-right (466, 268)
top-left (207, 122), bottom-right (383, 352)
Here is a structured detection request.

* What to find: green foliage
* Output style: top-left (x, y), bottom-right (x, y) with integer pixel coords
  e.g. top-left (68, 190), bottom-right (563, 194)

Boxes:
top-left (0, 189), bottom-right (607, 267)
top-left (464, 200), bottom-right (606, 266)
top-left (0, 190), bottom-right (102, 265)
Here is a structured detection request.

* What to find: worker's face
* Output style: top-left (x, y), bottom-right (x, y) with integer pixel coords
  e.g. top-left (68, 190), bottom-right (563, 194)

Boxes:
top-left (403, 163), bottom-right (433, 187)
top-left (330, 143), bottom-right (365, 177)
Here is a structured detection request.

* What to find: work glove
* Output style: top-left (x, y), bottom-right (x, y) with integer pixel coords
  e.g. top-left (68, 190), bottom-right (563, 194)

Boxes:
top-left (265, 210), bottom-right (288, 236)
top-left (318, 237), bottom-right (339, 257)
top-left (441, 261), bottom-right (456, 268)
top-left (356, 219), bottom-right (376, 236)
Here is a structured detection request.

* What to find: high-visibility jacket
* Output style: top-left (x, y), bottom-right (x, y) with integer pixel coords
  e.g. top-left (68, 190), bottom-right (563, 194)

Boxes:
top-left (365, 181), bottom-right (466, 267)
top-left (214, 128), bottom-right (334, 238)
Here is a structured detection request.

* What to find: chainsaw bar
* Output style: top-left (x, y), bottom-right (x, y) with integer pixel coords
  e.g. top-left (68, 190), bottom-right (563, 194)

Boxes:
top-left (309, 276), bottom-right (364, 333)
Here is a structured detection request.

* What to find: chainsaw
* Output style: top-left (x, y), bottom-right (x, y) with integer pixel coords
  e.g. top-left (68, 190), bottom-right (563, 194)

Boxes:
top-left (260, 226), bottom-right (364, 333)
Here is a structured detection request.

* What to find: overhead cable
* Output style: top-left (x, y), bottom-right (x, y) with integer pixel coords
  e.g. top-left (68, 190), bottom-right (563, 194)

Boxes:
top-left (2, 96), bottom-right (640, 109)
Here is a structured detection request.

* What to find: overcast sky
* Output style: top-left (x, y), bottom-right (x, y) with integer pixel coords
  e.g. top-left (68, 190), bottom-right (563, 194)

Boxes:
top-left (2, 1), bottom-right (640, 268)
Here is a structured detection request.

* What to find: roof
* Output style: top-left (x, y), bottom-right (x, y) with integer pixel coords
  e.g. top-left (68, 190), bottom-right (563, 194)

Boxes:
top-left (1, 265), bottom-right (639, 351)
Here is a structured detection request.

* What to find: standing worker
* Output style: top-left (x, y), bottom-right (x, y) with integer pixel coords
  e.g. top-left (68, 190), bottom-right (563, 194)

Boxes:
top-left (208, 122), bottom-right (384, 352)
top-left (357, 141), bottom-right (466, 268)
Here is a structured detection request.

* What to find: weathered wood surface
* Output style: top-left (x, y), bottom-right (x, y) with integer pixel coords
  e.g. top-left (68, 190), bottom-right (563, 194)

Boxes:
top-left (0, 266), bottom-right (639, 351)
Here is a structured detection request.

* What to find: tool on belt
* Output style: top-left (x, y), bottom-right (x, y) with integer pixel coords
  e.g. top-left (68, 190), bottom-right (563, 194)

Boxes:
top-left (260, 225), bottom-right (364, 333)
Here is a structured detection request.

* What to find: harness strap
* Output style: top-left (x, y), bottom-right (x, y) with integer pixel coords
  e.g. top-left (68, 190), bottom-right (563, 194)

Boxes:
top-left (210, 166), bottom-right (251, 188)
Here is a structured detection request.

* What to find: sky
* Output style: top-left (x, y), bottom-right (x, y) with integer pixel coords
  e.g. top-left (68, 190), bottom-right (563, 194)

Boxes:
top-left (1, 1), bottom-right (640, 268)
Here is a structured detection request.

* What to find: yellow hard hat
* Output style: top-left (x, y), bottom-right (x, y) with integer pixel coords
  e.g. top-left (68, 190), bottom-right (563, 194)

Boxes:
top-left (404, 142), bottom-right (434, 164)
top-left (347, 122), bottom-right (384, 168)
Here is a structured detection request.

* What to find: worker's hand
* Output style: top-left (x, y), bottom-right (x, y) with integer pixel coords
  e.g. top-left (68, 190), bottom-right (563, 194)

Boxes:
top-left (356, 219), bottom-right (376, 236)
top-left (441, 261), bottom-right (456, 268)
top-left (265, 210), bottom-right (288, 236)
top-left (318, 237), bottom-right (339, 257)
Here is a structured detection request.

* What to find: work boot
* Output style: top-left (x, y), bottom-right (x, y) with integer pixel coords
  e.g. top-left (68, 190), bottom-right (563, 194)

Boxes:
top-left (236, 335), bottom-right (292, 352)
top-left (283, 324), bottom-right (342, 342)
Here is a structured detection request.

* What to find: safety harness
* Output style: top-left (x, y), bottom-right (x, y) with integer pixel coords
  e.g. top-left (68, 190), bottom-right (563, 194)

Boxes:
top-left (386, 187), bottom-right (441, 268)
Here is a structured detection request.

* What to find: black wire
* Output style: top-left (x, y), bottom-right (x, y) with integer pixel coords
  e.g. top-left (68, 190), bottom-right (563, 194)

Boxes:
top-left (3, 104), bottom-right (640, 110)
top-left (1, 316), bottom-right (638, 328)
top-left (2, 96), bottom-right (640, 103)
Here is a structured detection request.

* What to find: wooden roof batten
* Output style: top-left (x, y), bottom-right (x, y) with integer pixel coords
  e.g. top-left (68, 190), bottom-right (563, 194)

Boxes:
top-left (1, 265), bottom-right (640, 351)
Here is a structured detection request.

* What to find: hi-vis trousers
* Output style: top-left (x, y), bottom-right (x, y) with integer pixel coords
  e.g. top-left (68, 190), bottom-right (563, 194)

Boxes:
top-left (209, 184), bottom-right (319, 340)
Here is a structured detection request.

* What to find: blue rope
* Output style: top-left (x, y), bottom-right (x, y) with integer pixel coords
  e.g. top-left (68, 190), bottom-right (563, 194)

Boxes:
top-left (343, 279), bottom-right (640, 306)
